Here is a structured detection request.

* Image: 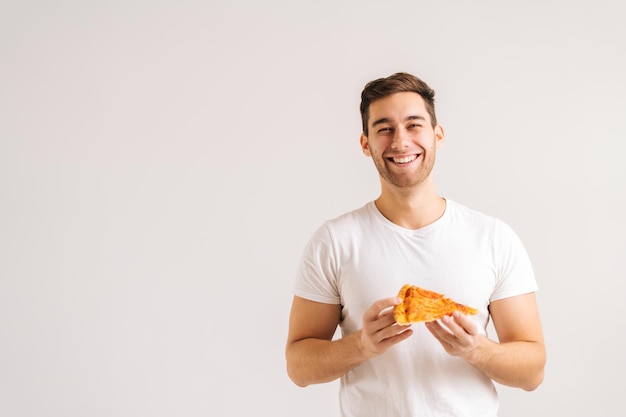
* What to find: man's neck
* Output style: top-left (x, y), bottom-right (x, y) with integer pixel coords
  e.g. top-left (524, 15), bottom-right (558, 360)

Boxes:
top-left (374, 180), bottom-right (446, 230)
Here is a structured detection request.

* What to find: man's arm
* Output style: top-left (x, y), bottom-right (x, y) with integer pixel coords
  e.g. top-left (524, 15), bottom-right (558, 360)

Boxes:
top-left (285, 295), bottom-right (412, 387)
top-left (425, 292), bottom-right (545, 391)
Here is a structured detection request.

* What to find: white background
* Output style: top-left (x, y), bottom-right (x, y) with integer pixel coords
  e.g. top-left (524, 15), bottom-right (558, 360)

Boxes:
top-left (1, 1), bottom-right (625, 416)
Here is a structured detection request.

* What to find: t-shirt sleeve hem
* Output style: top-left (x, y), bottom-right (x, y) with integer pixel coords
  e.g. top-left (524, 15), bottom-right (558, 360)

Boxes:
top-left (294, 289), bottom-right (341, 305)
top-left (490, 285), bottom-right (539, 303)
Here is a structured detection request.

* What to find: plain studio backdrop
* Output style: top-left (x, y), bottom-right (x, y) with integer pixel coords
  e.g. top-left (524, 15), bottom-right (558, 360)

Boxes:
top-left (1, 1), bottom-right (624, 416)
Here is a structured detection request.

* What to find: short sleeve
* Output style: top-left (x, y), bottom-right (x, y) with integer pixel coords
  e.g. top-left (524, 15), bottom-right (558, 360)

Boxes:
top-left (491, 220), bottom-right (538, 302)
top-left (293, 223), bottom-right (341, 304)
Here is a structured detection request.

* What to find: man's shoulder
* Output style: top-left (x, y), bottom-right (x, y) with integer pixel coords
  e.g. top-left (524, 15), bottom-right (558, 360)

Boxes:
top-left (316, 202), bottom-right (374, 236)
top-left (304, 202), bottom-right (373, 248)
top-left (447, 199), bottom-right (499, 223)
top-left (324, 201), bottom-right (372, 225)
top-left (446, 199), bottom-right (519, 239)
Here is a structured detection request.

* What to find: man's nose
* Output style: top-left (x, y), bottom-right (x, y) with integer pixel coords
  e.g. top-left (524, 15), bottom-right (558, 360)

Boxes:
top-left (391, 128), bottom-right (410, 149)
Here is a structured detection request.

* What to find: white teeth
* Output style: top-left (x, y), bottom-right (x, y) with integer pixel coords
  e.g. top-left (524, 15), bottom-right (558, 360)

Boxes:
top-left (392, 155), bottom-right (417, 164)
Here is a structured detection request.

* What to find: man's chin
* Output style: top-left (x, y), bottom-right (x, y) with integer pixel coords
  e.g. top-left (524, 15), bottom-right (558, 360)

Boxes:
top-left (379, 169), bottom-right (434, 189)
top-left (382, 175), bottom-right (421, 189)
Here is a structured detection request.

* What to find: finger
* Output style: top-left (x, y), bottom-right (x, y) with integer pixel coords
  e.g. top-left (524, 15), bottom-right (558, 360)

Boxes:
top-left (369, 314), bottom-right (397, 335)
top-left (378, 325), bottom-right (413, 347)
top-left (441, 315), bottom-right (463, 334)
top-left (437, 316), bottom-right (477, 351)
top-left (425, 321), bottom-right (453, 349)
top-left (388, 326), bottom-right (413, 342)
top-left (361, 318), bottom-right (413, 357)
top-left (363, 297), bottom-right (401, 323)
top-left (450, 311), bottom-right (478, 335)
top-left (378, 305), bottom-right (402, 324)
top-left (366, 310), bottom-right (407, 339)
top-left (441, 314), bottom-right (476, 338)
top-left (425, 320), bottom-right (452, 339)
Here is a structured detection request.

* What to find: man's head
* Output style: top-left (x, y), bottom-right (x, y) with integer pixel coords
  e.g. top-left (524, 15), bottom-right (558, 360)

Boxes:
top-left (360, 72), bottom-right (437, 136)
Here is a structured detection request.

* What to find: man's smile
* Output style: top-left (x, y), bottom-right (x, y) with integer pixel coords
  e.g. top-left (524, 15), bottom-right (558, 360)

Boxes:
top-left (386, 154), bottom-right (420, 165)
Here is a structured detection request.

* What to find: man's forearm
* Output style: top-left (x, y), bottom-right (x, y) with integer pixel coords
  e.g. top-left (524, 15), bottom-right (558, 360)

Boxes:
top-left (464, 337), bottom-right (546, 391)
top-left (286, 331), bottom-right (368, 387)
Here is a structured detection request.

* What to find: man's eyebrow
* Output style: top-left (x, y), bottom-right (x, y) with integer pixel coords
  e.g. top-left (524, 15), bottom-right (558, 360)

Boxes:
top-left (371, 115), bottom-right (426, 127)
top-left (405, 115), bottom-right (426, 122)
top-left (371, 117), bottom-right (392, 127)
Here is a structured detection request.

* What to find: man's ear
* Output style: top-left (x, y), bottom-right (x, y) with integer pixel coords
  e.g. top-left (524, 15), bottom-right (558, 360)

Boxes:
top-left (435, 125), bottom-right (445, 148)
top-left (360, 133), bottom-right (371, 156)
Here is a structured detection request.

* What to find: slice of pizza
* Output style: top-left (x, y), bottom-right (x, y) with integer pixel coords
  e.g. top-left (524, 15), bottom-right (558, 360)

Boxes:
top-left (393, 284), bottom-right (479, 324)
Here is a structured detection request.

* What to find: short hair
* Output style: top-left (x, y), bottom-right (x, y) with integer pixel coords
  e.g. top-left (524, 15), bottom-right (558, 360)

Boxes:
top-left (360, 72), bottom-right (437, 136)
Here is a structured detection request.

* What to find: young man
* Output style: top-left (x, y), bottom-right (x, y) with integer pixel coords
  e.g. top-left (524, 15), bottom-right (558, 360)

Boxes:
top-left (285, 72), bottom-right (545, 416)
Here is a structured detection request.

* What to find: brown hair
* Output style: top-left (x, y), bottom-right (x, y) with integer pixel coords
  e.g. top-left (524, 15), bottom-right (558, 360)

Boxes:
top-left (360, 72), bottom-right (437, 136)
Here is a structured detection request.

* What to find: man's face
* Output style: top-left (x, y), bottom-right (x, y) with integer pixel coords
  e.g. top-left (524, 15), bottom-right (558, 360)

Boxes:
top-left (360, 92), bottom-right (444, 190)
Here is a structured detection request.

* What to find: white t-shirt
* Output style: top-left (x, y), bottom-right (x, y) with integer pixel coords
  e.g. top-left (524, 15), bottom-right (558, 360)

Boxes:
top-left (294, 199), bottom-right (537, 417)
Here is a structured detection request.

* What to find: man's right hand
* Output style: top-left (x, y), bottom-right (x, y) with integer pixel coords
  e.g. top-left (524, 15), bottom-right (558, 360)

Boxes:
top-left (360, 297), bottom-right (413, 358)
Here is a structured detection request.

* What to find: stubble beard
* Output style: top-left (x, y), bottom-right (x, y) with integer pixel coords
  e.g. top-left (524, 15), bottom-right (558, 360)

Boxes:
top-left (372, 149), bottom-right (436, 190)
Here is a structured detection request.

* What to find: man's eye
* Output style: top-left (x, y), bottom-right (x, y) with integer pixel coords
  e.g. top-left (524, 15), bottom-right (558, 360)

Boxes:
top-left (408, 124), bottom-right (422, 129)
top-left (378, 127), bottom-right (392, 133)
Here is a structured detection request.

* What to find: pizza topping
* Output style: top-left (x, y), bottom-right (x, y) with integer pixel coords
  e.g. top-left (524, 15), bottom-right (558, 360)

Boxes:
top-left (393, 284), bottom-right (479, 324)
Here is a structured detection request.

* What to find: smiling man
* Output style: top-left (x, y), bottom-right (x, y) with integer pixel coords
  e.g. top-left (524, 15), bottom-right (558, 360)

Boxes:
top-left (363, 91), bottom-right (442, 193)
top-left (285, 72), bottom-right (546, 416)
